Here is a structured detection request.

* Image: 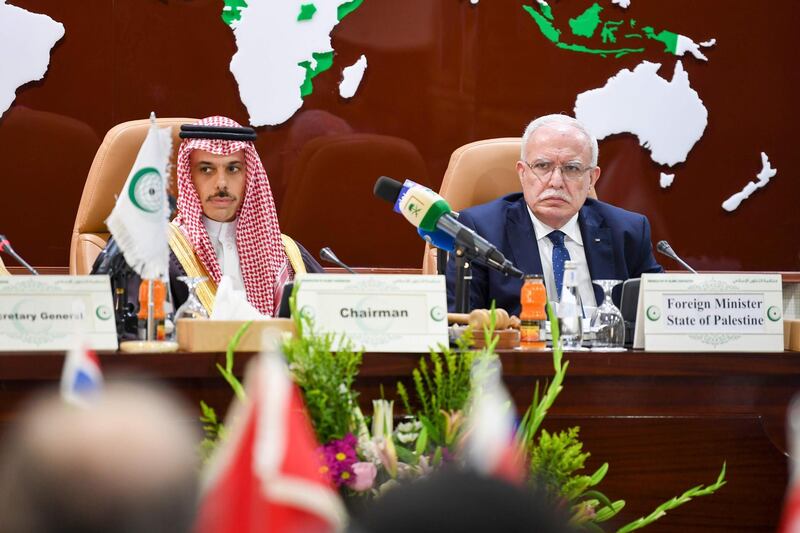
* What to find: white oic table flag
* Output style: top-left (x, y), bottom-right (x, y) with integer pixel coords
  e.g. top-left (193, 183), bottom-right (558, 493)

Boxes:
top-left (105, 112), bottom-right (172, 280)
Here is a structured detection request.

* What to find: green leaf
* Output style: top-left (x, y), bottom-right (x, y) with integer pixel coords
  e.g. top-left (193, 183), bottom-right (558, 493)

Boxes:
top-left (589, 462), bottom-right (609, 486)
top-left (579, 490), bottom-right (615, 513)
top-left (415, 425), bottom-right (429, 455)
top-left (419, 415), bottom-right (442, 444)
top-left (432, 446), bottom-right (443, 467)
top-left (615, 463), bottom-right (727, 533)
top-left (220, 320), bottom-right (251, 401)
top-left (395, 444), bottom-right (419, 466)
top-left (594, 500), bottom-right (625, 523)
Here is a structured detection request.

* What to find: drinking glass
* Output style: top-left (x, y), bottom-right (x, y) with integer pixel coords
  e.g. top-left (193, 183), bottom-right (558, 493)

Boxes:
top-left (174, 276), bottom-right (210, 320)
top-left (591, 279), bottom-right (625, 349)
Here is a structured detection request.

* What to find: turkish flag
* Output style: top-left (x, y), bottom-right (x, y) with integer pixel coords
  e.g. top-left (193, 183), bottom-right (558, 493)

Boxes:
top-left (195, 350), bottom-right (345, 533)
top-left (779, 484), bottom-right (800, 533)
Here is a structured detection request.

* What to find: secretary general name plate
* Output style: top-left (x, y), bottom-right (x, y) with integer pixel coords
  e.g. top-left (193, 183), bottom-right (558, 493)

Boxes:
top-left (294, 274), bottom-right (448, 352)
top-left (0, 276), bottom-right (118, 351)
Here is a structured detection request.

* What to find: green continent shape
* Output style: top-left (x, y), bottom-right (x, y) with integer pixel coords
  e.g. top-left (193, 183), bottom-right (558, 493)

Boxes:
top-left (539, 2), bottom-right (554, 21)
top-left (642, 26), bottom-right (678, 54)
top-left (522, 5), bottom-right (561, 43)
top-left (298, 3), bottom-right (317, 21)
top-left (569, 3), bottom-right (603, 38)
top-left (221, 0), bottom-right (248, 27)
top-left (298, 51), bottom-right (335, 97)
top-left (601, 20), bottom-right (622, 43)
top-left (556, 42), bottom-right (644, 58)
top-left (337, 0), bottom-right (364, 21)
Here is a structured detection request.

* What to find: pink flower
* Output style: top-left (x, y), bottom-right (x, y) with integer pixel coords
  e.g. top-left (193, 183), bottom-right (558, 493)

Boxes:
top-left (317, 433), bottom-right (359, 487)
top-left (349, 462), bottom-right (377, 492)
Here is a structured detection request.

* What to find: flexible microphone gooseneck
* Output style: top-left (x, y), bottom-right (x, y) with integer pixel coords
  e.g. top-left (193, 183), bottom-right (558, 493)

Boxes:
top-left (656, 240), bottom-right (698, 274)
top-left (320, 247), bottom-right (357, 274)
top-left (0, 234), bottom-right (39, 275)
top-left (373, 177), bottom-right (524, 279)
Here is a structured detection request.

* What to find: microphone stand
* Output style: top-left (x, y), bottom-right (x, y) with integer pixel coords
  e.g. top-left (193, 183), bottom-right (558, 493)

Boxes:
top-left (91, 238), bottom-right (138, 338)
top-left (436, 248), bottom-right (448, 275)
top-left (453, 244), bottom-right (471, 314)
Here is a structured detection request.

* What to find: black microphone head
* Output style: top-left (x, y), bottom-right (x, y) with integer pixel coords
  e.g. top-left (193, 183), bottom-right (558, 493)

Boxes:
top-left (373, 176), bottom-right (403, 204)
top-left (656, 240), bottom-right (672, 255)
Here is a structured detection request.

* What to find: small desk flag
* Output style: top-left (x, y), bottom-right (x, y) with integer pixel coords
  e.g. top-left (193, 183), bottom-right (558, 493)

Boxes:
top-left (105, 112), bottom-right (172, 280)
top-left (60, 342), bottom-right (103, 408)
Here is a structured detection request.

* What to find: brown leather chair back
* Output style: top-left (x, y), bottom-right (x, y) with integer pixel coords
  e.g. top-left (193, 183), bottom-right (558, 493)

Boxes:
top-left (280, 133), bottom-right (430, 267)
top-left (422, 138), bottom-right (597, 274)
top-left (70, 118), bottom-right (195, 274)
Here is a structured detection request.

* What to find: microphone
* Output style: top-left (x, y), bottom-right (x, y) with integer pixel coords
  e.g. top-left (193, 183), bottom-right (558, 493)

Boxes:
top-left (0, 234), bottom-right (38, 275)
top-left (374, 177), bottom-right (524, 279)
top-left (91, 237), bottom-right (124, 275)
top-left (418, 227), bottom-right (455, 252)
top-left (656, 240), bottom-right (698, 274)
top-left (320, 247), bottom-right (357, 274)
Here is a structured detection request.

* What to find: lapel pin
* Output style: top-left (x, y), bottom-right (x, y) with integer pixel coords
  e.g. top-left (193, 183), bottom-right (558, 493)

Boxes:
top-left (594, 238), bottom-right (601, 242)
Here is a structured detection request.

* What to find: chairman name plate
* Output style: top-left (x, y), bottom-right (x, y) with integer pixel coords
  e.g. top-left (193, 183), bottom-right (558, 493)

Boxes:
top-left (294, 274), bottom-right (448, 352)
top-left (0, 276), bottom-right (118, 351)
top-left (634, 273), bottom-right (783, 352)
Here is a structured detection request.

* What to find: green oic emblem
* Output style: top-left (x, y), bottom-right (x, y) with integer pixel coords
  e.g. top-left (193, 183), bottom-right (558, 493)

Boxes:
top-left (645, 305), bottom-right (661, 321)
top-left (767, 306), bottom-right (781, 322)
top-left (128, 167), bottom-right (164, 213)
top-left (430, 306), bottom-right (445, 322)
top-left (96, 305), bottom-right (112, 321)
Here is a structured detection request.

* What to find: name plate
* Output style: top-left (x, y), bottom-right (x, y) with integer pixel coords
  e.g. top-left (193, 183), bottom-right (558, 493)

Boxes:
top-left (635, 273), bottom-right (783, 352)
top-left (294, 274), bottom-right (448, 352)
top-left (0, 276), bottom-right (118, 351)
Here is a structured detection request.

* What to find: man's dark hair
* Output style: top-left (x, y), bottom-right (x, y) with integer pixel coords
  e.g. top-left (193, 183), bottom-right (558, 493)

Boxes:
top-left (349, 467), bottom-right (574, 533)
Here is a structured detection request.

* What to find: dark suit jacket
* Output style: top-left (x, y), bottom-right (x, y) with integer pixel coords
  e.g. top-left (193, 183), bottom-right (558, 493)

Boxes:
top-left (446, 193), bottom-right (663, 315)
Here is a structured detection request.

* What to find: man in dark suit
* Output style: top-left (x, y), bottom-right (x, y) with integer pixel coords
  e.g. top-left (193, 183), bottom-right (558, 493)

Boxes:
top-left (446, 114), bottom-right (662, 315)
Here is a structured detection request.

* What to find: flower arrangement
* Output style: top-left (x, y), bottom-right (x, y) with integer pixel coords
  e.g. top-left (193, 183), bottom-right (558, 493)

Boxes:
top-left (200, 297), bottom-right (726, 531)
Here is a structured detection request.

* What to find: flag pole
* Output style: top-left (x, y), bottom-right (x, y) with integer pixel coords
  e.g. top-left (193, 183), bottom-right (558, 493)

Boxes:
top-left (147, 278), bottom-right (155, 341)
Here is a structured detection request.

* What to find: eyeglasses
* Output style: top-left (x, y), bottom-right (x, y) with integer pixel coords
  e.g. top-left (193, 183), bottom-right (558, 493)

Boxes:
top-left (525, 160), bottom-right (593, 182)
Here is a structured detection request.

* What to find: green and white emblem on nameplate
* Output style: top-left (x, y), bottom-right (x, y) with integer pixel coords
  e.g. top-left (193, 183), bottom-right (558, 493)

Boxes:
top-left (634, 273), bottom-right (784, 352)
top-left (294, 274), bottom-right (448, 352)
top-left (0, 276), bottom-right (118, 351)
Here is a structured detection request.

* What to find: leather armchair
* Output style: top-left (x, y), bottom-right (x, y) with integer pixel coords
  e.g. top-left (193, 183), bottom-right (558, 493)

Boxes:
top-left (69, 118), bottom-right (195, 275)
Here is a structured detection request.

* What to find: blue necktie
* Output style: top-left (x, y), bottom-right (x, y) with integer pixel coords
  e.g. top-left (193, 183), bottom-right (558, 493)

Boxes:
top-left (547, 230), bottom-right (571, 299)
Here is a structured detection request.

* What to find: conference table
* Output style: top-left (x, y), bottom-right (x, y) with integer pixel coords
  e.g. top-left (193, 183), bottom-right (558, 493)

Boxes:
top-left (0, 347), bottom-right (795, 532)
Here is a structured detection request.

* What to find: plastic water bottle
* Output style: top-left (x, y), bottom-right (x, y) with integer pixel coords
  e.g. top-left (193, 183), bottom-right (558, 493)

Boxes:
top-left (557, 261), bottom-right (583, 350)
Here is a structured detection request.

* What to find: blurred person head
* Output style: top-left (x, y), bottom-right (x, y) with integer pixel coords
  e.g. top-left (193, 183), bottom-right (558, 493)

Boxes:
top-left (0, 382), bottom-right (200, 533)
top-left (348, 468), bottom-right (573, 533)
top-left (517, 114), bottom-right (601, 230)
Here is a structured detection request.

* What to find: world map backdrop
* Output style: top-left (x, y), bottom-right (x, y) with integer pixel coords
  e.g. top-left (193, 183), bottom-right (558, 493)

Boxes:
top-left (0, 0), bottom-right (797, 271)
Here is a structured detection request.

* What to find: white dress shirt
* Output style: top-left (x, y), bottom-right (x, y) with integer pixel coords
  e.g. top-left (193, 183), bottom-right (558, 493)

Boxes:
top-left (527, 208), bottom-right (598, 307)
top-left (202, 216), bottom-right (245, 291)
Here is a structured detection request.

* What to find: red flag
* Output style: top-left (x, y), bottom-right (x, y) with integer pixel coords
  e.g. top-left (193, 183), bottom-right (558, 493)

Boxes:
top-left (779, 485), bottom-right (800, 533)
top-left (196, 349), bottom-right (346, 533)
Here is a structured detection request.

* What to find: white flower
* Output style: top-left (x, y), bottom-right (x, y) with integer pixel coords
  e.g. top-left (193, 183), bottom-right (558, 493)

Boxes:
top-left (394, 417), bottom-right (422, 444)
top-left (396, 432), bottom-right (418, 444)
top-left (372, 400), bottom-right (394, 438)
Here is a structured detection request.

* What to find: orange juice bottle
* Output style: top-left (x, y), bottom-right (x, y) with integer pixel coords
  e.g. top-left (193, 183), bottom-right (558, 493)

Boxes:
top-left (520, 275), bottom-right (547, 350)
top-left (137, 280), bottom-right (167, 340)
